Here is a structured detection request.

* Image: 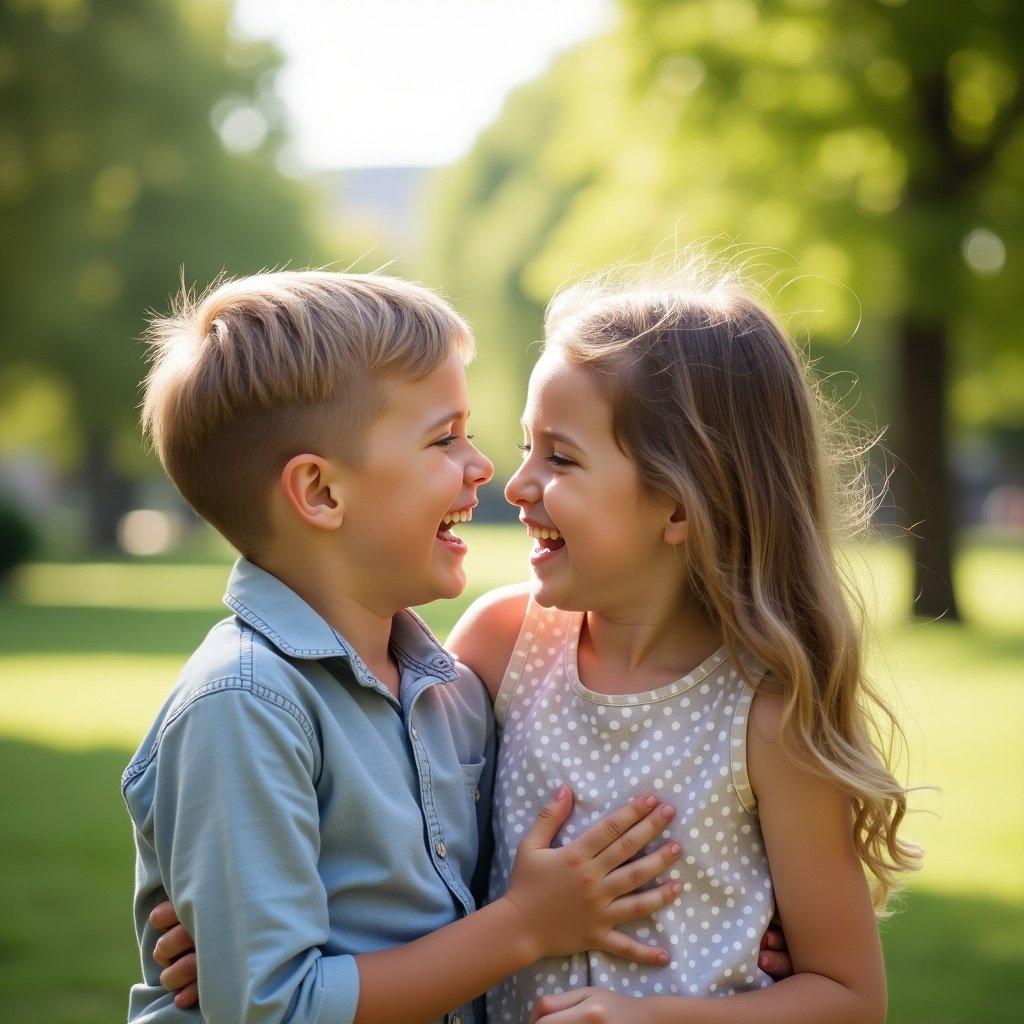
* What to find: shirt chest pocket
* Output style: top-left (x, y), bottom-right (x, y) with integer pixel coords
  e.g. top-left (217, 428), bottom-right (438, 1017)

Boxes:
top-left (460, 757), bottom-right (485, 805)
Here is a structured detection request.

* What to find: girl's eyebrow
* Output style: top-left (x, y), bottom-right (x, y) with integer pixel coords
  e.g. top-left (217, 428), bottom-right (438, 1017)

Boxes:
top-left (520, 421), bottom-right (585, 451)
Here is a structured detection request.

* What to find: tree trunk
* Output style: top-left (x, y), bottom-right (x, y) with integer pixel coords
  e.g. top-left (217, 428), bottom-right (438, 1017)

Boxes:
top-left (894, 318), bottom-right (960, 621)
top-left (82, 427), bottom-right (135, 551)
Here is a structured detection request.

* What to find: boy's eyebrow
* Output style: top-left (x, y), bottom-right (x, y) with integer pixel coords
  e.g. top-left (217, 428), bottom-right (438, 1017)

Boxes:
top-left (521, 421), bottom-right (585, 451)
top-left (424, 409), bottom-right (468, 433)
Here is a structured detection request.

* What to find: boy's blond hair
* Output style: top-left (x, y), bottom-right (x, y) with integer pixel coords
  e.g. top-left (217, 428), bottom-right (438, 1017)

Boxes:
top-left (142, 270), bottom-right (475, 556)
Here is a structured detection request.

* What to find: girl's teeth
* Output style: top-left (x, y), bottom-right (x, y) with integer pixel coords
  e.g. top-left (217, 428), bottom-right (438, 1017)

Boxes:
top-left (441, 510), bottom-right (472, 526)
top-left (527, 526), bottom-right (562, 541)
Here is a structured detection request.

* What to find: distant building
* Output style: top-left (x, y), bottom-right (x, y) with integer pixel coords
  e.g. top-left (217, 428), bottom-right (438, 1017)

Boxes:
top-left (318, 166), bottom-right (433, 256)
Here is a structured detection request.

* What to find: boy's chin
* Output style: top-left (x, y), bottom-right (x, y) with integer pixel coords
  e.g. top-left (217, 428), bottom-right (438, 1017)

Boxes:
top-left (424, 566), bottom-right (467, 603)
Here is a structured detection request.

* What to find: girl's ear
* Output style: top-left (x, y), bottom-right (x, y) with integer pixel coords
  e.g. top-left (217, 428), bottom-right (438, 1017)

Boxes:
top-left (664, 503), bottom-right (688, 547)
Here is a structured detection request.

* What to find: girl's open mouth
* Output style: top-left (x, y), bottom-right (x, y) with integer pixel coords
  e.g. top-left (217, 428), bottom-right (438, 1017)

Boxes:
top-left (525, 523), bottom-right (566, 566)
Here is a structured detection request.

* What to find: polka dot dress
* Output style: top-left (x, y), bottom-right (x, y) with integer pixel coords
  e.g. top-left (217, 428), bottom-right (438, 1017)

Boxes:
top-left (487, 599), bottom-right (776, 1022)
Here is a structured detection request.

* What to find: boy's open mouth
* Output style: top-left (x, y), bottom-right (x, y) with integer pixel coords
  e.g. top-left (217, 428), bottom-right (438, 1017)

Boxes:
top-left (435, 507), bottom-right (473, 554)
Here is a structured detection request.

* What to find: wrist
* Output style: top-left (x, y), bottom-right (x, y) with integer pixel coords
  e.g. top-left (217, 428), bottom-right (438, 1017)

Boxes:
top-left (492, 895), bottom-right (543, 968)
top-left (648, 995), bottom-right (700, 1024)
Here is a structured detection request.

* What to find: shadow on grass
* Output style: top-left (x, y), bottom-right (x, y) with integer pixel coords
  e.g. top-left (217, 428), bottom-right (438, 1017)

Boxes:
top-left (880, 888), bottom-right (1024, 1023)
top-left (2, 735), bottom-right (1021, 1024)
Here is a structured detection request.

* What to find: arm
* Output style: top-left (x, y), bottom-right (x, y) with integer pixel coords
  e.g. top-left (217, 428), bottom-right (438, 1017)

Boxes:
top-left (446, 582), bottom-right (531, 703)
top-left (532, 693), bottom-right (886, 1024)
top-left (146, 687), bottom-right (361, 1024)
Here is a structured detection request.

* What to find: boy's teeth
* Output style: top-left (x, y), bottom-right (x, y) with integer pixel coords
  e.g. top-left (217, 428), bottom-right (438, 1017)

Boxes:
top-left (526, 525), bottom-right (562, 541)
top-left (441, 509), bottom-right (472, 526)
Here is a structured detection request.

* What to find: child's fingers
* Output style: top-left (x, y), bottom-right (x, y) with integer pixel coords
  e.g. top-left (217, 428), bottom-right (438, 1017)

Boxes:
top-left (759, 948), bottom-right (793, 979)
top-left (173, 981), bottom-right (199, 1009)
top-left (596, 928), bottom-right (670, 966)
top-left (517, 786), bottom-right (574, 853)
top-left (606, 879), bottom-right (682, 925)
top-left (532, 1005), bottom-right (593, 1024)
top-left (602, 840), bottom-right (682, 897)
top-left (592, 802), bottom-right (676, 873)
top-left (159, 952), bottom-right (197, 993)
top-left (760, 923), bottom-right (787, 951)
top-left (569, 793), bottom-right (661, 859)
top-left (153, 924), bottom-right (195, 968)
top-left (529, 988), bottom-right (592, 1023)
top-left (148, 901), bottom-right (180, 931)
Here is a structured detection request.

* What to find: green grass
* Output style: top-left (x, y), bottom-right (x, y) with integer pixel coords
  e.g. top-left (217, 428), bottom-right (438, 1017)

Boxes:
top-left (1, 529), bottom-right (1021, 1023)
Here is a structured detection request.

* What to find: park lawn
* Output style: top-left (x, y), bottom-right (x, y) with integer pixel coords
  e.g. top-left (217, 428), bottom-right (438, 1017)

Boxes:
top-left (0, 528), bottom-right (1021, 1023)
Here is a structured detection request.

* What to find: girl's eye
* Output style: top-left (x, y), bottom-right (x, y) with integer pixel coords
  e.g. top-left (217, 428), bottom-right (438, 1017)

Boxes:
top-left (435, 433), bottom-right (475, 448)
top-left (517, 442), bottom-right (573, 468)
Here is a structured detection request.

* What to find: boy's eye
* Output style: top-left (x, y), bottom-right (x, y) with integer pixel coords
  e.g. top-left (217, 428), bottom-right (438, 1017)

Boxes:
top-left (435, 433), bottom-right (475, 448)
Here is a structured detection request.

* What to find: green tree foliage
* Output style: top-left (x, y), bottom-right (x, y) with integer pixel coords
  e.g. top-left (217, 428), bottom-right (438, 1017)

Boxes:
top-left (424, 0), bottom-right (1023, 617)
top-left (0, 0), bottom-right (335, 544)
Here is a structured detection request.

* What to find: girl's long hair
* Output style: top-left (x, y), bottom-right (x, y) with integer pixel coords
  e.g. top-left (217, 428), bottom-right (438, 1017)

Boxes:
top-left (545, 259), bottom-right (921, 911)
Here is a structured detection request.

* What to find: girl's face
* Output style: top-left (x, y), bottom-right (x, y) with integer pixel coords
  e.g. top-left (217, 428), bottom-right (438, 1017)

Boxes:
top-left (505, 346), bottom-right (681, 611)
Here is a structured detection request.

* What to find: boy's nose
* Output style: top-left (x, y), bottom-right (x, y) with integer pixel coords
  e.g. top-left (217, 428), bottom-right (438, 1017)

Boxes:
top-left (466, 445), bottom-right (494, 487)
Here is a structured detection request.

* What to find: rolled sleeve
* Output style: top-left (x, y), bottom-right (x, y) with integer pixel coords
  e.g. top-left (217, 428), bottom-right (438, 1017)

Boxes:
top-left (148, 683), bottom-right (359, 1024)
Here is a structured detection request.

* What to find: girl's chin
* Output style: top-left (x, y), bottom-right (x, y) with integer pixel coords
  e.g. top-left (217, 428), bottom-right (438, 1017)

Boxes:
top-left (530, 577), bottom-right (570, 609)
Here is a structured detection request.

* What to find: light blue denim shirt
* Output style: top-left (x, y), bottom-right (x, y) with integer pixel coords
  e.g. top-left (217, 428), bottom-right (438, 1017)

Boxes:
top-left (122, 557), bottom-right (495, 1024)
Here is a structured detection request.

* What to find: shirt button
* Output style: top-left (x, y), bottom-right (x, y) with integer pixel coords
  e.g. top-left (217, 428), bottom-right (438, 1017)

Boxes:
top-left (435, 841), bottom-right (447, 859)
top-left (451, 1014), bottom-right (462, 1024)
top-left (472, 788), bottom-right (480, 802)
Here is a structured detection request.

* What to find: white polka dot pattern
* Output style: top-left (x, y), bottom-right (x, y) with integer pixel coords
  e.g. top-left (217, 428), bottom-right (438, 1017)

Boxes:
top-left (487, 600), bottom-right (776, 1021)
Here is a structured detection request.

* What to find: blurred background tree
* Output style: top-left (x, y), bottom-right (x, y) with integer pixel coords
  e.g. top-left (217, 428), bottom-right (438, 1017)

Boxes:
top-left (0, 0), bottom-right (355, 547)
top-left (425, 0), bottom-right (1024, 620)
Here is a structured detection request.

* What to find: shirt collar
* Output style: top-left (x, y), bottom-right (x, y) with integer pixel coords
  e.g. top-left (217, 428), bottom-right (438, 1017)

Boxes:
top-left (223, 557), bottom-right (457, 683)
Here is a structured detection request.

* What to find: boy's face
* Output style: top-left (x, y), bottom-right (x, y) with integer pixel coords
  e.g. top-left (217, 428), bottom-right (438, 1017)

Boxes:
top-left (338, 353), bottom-right (494, 611)
top-left (506, 346), bottom-right (676, 612)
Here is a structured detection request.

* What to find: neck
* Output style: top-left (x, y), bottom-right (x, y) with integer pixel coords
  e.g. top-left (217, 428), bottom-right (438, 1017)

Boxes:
top-left (583, 586), bottom-right (721, 679)
top-left (259, 543), bottom-right (398, 686)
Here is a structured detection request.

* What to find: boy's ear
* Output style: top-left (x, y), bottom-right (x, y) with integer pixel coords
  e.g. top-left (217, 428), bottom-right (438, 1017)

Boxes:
top-left (279, 454), bottom-right (345, 531)
top-left (663, 502), bottom-right (687, 547)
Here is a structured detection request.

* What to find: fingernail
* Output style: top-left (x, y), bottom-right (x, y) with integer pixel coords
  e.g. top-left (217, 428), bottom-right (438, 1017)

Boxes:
top-left (672, 882), bottom-right (682, 895)
top-left (657, 951), bottom-right (669, 964)
top-left (661, 803), bottom-right (675, 817)
top-left (555, 785), bottom-right (568, 800)
top-left (670, 842), bottom-right (681, 855)
top-left (644, 794), bottom-right (658, 808)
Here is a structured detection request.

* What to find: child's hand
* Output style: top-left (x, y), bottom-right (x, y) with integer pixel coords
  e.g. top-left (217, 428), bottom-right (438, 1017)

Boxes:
top-left (530, 987), bottom-right (646, 1023)
top-left (149, 901), bottom-right (198, 1009)
top-left (504, 788), bottom-right (682, 965)
top-left (758, 920), bottom-right (793, 979)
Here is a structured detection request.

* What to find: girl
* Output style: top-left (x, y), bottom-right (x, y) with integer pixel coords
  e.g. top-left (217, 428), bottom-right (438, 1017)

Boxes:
top-left (448, 265), bottom-right (919, 1022)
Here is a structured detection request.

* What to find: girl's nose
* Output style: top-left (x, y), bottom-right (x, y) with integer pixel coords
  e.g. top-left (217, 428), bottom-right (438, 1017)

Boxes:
top-left (505, 462), bottom-right (539, 507)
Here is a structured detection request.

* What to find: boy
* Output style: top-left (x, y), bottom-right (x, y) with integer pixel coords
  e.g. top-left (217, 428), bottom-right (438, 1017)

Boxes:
top-left (123, 271), bottom-right (685, 1023)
